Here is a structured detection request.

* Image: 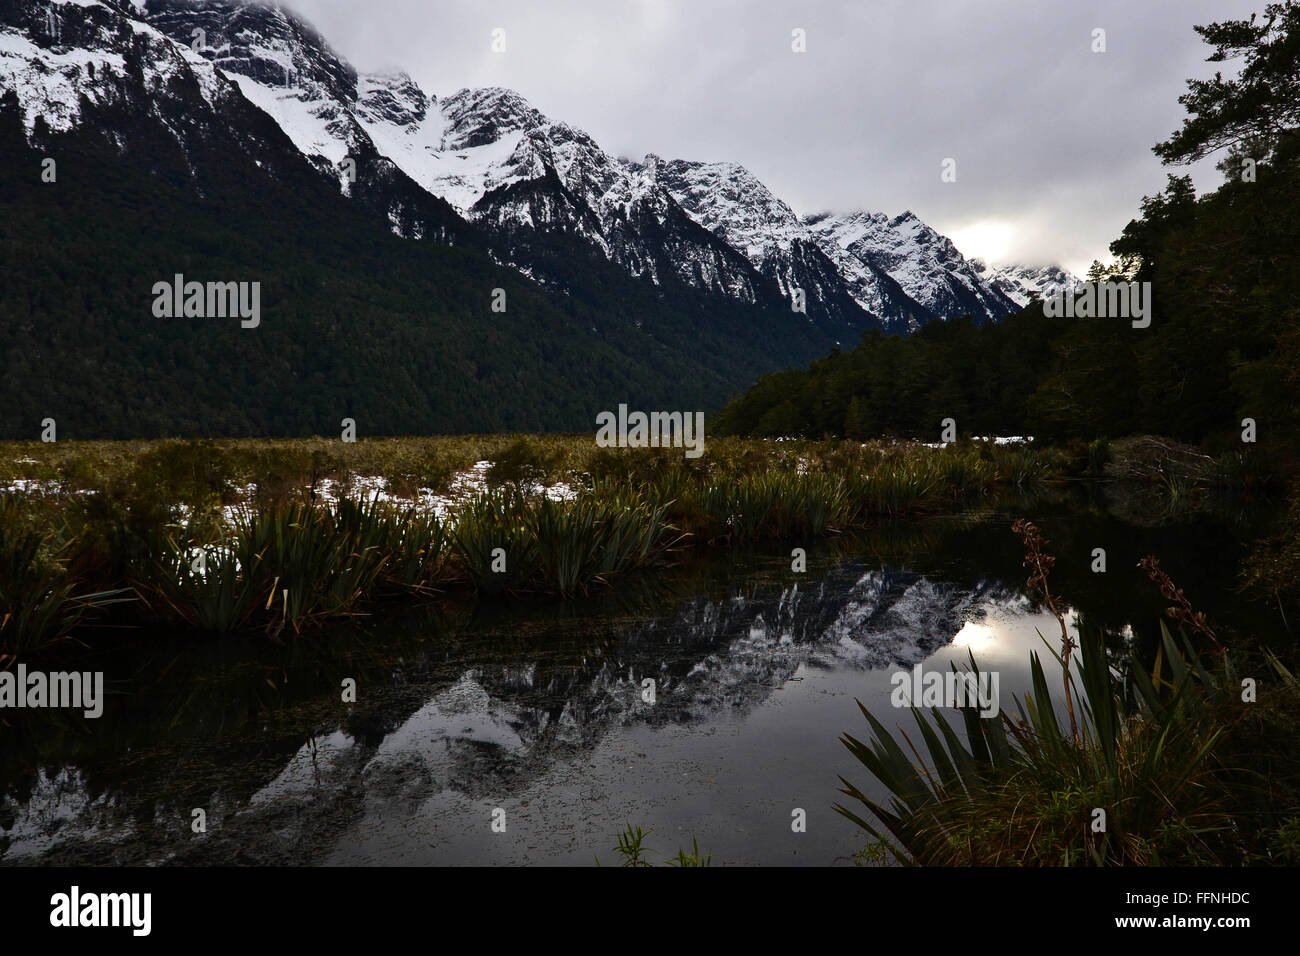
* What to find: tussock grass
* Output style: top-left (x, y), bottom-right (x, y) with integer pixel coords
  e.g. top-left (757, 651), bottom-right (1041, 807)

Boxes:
top-left (836, 523), bottom-right (1300, 866)
top-left (147, 501), bottom-right (392, 635)
top-left (837, 623), bottom-right (1241, 865)
top-left (0, 496), bottom-right (133, 655)
top-left (1, 435), bottom-right (1067, 646)
top-left (131, 486), bottom-right (679, 636)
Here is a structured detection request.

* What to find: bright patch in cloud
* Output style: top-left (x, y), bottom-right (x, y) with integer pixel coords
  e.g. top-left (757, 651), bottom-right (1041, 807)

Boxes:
top-left (948, 220), bottom-right (1015, 264)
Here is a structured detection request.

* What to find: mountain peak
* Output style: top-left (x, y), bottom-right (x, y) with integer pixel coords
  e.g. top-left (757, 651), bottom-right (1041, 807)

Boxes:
top-left (146, 0), bottom-right (359, 103)
top-left (978, 261), bottom-right (1082, 308)
top-left (441, 86), bottom-right (543, 121)
top-left (0, 0), bottom-right (234, 135)
top-left (804, 209), bottom-right (1020, 322)
top-left (357, 71), bottom-right (429, 125)
top-left (438, 86), bottom-right (546, 150)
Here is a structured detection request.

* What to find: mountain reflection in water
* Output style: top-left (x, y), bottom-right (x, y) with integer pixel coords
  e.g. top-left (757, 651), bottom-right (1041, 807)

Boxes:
top-left (0, 504), bottom-right (1269, 865)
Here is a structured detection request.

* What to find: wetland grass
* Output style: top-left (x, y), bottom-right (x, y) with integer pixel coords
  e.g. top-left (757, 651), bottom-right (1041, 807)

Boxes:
top-left (0, 435), bottom-right (1081, 649)
top-left (835, 523), bottom-right (1300, 866)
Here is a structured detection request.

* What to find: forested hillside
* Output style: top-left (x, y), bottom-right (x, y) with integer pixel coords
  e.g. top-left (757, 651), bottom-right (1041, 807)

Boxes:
top-left (0, 85), bottom-right (836, 438)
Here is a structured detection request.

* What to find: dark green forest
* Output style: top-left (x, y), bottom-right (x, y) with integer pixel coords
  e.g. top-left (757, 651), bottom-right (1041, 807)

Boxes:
top-left (0, 73), bottom-right (842, 439)
top-left (714, 3), bottom-right (1300, 468)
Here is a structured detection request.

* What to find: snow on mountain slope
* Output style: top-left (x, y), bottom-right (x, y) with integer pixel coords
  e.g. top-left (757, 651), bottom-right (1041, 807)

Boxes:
top-left (648, 154), bottom-right (1031, 327)
top-left (0, 20), bottom-right (122, 133)
top-left (136, 1), bottom-right (772, 302)
top-left (971, 259), bottom-right (1081, 308)
top-left (354, 82), bottom-right (539, 213)
top-left (653, 159), bottom-right (805, 262)
top-left (134, 0), bottom-right (472, 241)
top-left (2, 0), bottom-right (1059, 335)
top-left (805, 209), bottom-right (1022, 324)
top-left (360, 87), bottom-right (770, 300)
top-left (145, 0), bottom-right (366, 180)
top-left (654, 158), bottom-right (918, 328)
top-left (0, 0), bottom-right (232, 136)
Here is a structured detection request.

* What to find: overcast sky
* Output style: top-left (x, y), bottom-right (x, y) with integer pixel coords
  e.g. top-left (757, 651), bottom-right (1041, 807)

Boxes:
top-left (288, 0), bottom-right (1260, 277)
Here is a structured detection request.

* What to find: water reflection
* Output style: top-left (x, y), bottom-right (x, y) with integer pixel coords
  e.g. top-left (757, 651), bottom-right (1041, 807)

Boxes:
top-left (0, 496), bottom-right (1278, 865)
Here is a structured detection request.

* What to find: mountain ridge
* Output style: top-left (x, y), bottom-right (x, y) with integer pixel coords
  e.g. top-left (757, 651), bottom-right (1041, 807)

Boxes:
top-left (128, 0), bottom-right (1073, 329)
top-left (0, 0), bottom-right (1082, 439)
top-left (2, 0), bottom-right (1076, 334)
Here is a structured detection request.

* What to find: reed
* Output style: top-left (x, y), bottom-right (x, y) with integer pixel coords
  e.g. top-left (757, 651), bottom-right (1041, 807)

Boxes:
top-left (836, 620), bottom-right (1237, 865)
top-left (847, 461), bottom-right (942, 517)
top-left (146, 502), bottom-right (391, 635)
top-left (0, 496), bottom-right (132, 654)
top-left (452, 485), bottom-right (677, 596)
top-left (833, 522), bottom-right (1269, 866)
top-left (988, 445), bottom-right (1046, 488)
top-left (450, 488), bottom-right (542, 594)
top-left (0, 435), bottom-right (1084, 643)
top-left (596, 824), bottom-right (713, 867)
top-left (683, 471), bottom-right (852, 544)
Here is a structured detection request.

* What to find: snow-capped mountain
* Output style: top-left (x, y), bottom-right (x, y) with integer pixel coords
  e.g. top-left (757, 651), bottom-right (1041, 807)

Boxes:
top-left (0, 0), bottom-right (234, 137)
top-left (139, 0), bottom-right (469, 240)
top-left (0, 0), bottom-right (400, 217)
top-left (131, 0), bottom-right (1043, 329)
top-left (654, 158), bottom-right (926, 329)
top-left (804, 210), bottom-right (1025, 326)
top-left (971, 259), bottom-right (1082, 308)
top-left (1, 0), bottom-right (1068, 337)
top-left (137, 0), bottom-right (792, 313)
